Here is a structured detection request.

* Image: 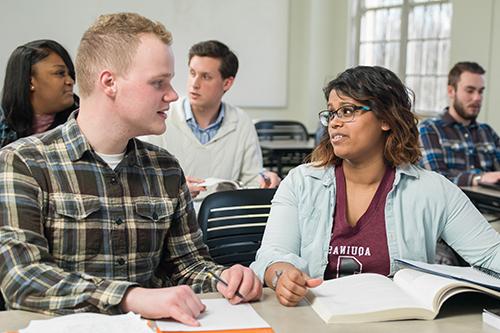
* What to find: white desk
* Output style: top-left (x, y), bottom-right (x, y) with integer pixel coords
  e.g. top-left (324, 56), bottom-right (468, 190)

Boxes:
top-left (1, 289), bottom-right (498, 333)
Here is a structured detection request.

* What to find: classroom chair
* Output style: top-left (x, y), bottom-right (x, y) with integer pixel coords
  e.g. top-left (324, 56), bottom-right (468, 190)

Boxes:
top-left (197, 188), bottom-right (276, 267)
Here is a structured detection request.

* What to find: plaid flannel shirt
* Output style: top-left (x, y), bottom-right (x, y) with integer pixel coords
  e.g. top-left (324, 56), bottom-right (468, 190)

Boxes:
top-left (418, 108), bottom-right (500, 186)
top-left (0, 111), bottom-right (223, 315)
top-left (0, 106), bottom-right (18, 148)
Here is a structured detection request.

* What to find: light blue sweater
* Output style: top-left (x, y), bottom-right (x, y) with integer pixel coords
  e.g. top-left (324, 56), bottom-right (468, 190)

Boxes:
top-left (250, 163), bottom-right (500, 280)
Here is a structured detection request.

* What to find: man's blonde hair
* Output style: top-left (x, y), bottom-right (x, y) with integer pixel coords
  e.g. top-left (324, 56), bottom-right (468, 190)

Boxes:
top-left (76, 12), bottom-right (172, 97)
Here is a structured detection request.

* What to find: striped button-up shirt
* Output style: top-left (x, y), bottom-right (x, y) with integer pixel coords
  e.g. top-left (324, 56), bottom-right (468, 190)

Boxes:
top-left (184, 98), bottom-right (225, 144)
top-left (0, 111), bottom-right (222, 315)
top-left (418, 108), bottom-right (500, 186)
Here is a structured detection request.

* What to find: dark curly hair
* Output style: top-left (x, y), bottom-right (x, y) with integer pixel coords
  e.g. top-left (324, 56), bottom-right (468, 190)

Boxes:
top-left (310, 66), bottom-right (421, 167)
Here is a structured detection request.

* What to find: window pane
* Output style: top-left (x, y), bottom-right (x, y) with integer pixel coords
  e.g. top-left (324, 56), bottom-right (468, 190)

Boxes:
top-left (421, 40), bottom-right (438, 75)
top-left (364, 0), bottom-right (403, 9)
top-left (361, 8), bottom-right (401, 42)
top-left (360, 42), bottom-right (383, 65)
top-left (386, 8), bottom-right (401, 40)
top-left (422, 4), bottom-right (440, 38)
top-left (360, 10), bottom-right (375, 42)
top-left (384, 42), bottom-right (400, 72)
top-left (437, 40), bottom-right (450, 75)
top-left (439, 3), bottom-right (453, 38)
top-left (408, 5), bottom-right (424, 39)
top-left (410, 3), bottom-right (452, 39)
top-left (406, 41), bottom-right (421, 75)
top-left (375, 9), bottom-right (389, 41)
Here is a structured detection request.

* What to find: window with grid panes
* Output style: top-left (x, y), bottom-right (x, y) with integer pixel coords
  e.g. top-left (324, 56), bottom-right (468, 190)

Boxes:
top-left (352, 0), bottom-right (452, 116)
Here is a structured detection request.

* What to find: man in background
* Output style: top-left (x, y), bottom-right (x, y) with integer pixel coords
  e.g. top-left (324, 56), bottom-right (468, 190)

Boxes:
top-left (0, 13), bottom-right (261, 324)
top-left (419, 61), bottom-right (500, 186)
top-left (419, 61), bottom-right (500, 266)
top-left (143, 40), bottom-right (280, 200)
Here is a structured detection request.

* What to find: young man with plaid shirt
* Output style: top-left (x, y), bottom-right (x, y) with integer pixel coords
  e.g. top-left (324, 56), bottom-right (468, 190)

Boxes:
top-left (0, 12), bottom-right (261, 326)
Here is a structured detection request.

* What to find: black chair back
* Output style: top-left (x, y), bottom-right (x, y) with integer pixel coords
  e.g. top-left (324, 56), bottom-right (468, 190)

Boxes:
top-left (254, 120), bottom-right (309, 141)
top-left (198, 188), bottom-right (276, 267)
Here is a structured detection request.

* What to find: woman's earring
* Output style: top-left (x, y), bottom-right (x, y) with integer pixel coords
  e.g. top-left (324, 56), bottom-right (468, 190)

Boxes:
top-left (30, 85), bottom-right (35, 91)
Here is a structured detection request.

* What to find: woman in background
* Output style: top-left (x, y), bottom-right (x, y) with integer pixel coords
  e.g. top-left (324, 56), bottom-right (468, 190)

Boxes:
top-left (0, 39), bottom-right (78, 147)
top-left (251, 66), bottom-right (500, 306)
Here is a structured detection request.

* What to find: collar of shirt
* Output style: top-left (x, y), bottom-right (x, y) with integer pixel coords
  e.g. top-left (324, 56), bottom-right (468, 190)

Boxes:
top-left (62, 110), bottom-right (141, 167)
top-left (442, 107), bottom-right (478, 129)
top-left (183, 98), bottom-right (225, 144)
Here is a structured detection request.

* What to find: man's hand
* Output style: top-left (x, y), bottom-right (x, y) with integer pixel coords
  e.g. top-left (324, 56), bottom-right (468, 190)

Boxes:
top-left (120, 286), bottom-right (206, 326)
top-left (186, 176), bottom-right (207, 199)
top-left (265, 263), bottom-right (322, 307)
top-left (476, 171), bottom-right (500, 185)
top-left (259, 171), bottom-right (281, 188)
top-left (218, 264), bottom-right (263, 304)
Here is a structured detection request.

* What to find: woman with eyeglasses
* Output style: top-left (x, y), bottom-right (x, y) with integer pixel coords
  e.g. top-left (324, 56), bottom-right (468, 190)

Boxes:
top-left (0, 39), bottom-right (79, 148)
top-left (250, 66), bottom-right (500, 306)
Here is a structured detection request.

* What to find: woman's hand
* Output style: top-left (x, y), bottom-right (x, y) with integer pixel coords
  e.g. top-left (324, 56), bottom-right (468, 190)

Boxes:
top-left (265, 262), bottom-right (322, 307)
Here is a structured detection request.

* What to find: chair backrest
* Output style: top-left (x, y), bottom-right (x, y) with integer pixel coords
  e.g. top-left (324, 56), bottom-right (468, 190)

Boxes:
top-left (197, 188), bottom-right (276, 267)
top-left (254, 120), bottom-right (309, 141)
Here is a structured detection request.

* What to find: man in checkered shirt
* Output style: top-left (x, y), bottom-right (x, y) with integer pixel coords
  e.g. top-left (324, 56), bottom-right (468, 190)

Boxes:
top-left (419, 61), bottom-right (500, 187)
top-left (419, 61), bottom-right (500, 266)
top-left (0, 12), bottom-right (261, 325)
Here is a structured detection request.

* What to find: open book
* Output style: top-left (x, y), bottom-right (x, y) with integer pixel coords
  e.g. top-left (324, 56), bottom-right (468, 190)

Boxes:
top-left (395, 258), bottom-right (500, 290)
top-left (198, 178), bottom-right (242, 192)
top-left (306, 264), bottom-right (500, 324)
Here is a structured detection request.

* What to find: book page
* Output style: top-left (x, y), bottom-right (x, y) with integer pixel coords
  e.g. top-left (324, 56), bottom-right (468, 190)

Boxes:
top-left (198, 178), bottom-right (239, 188)
top-left (156, 299), bottom-right (271, 332)
top-left (306, 273), bottom-right (429, 323)
top-left (396, 259), bottom-right (500, 290)
top-left (393, 268), bottom-right (471, 311)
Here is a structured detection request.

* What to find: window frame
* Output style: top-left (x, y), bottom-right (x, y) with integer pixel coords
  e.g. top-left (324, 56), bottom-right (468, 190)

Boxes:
top-left (351, 0), bottom-right (452, 116)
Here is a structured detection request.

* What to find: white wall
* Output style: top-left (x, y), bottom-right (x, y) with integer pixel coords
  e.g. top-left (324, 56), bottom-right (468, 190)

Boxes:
top-left (449, 0), bottom-right (500, 131)
top-left (246, 0), bottom-right (349, 132)
top-left (0, 0), bottom-right (289, 108)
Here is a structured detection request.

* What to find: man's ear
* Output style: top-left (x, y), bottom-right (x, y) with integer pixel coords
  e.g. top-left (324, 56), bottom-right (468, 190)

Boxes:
top-left (222, 76), bottom-right (235, 93)
top-left (99, 70), bottom-right (117, 97)
top-left (447, 85), bottom-right (455, 100)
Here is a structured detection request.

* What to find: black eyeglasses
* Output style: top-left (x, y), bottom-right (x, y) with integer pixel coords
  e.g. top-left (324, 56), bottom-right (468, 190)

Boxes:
top-left (318, 105), bottom-right (371, 126)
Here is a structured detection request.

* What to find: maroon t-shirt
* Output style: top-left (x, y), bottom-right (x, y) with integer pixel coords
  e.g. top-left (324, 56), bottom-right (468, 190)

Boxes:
top-left (323, 164), bottom-right (395, 280)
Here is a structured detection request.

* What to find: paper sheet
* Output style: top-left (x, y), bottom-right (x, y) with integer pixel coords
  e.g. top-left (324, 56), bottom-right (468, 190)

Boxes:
top-left (156, 299), bottom-right (270, 332)
top-left (20, 312), bottom-right (152, 333)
